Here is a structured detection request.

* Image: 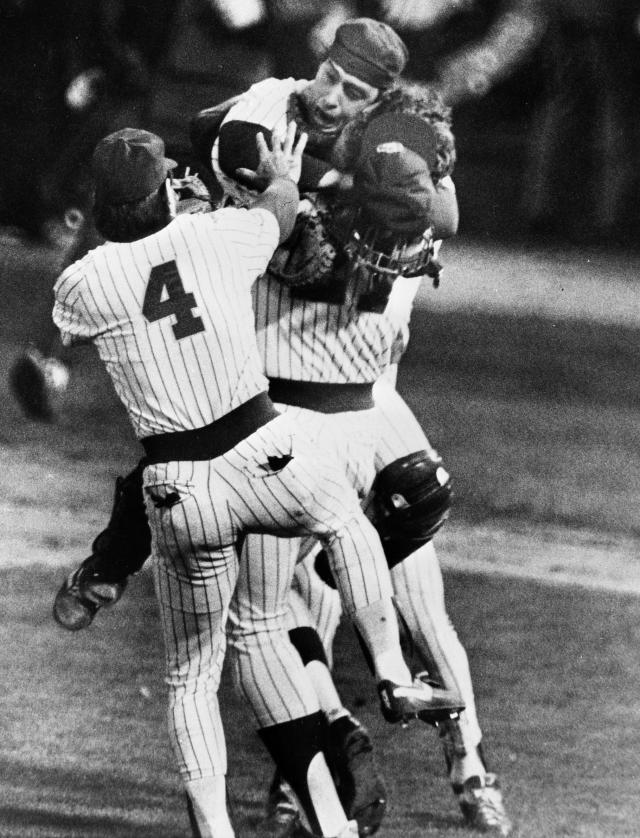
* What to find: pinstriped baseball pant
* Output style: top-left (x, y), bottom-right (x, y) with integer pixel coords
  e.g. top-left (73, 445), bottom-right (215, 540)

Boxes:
top-left (289, 379), bottom-right (484, 750)
top-left (227, 404), bottom-right (382, 728)
top-left (143, 411), bottom-right (391, 780)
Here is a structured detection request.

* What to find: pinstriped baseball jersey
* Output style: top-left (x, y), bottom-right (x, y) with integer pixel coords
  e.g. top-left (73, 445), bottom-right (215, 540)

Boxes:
top-left (288, 379), bottom-right (485, 752)
top-left (53, 207), bottom-right (278, 437)
top-left (211, 77), bottom-right (305, 208)
top-left (211, 78), bottom-right (429, 383)
top-left (52, 193), bottom-right (400, 799)
top-left (146, 409), bottom-right (392, 753)
top-left (253, 272), bottom-right (422, 382)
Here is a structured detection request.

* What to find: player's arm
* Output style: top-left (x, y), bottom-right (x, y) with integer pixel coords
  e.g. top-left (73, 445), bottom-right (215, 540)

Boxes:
top-left (189, 95), bottom-right (242, 171)
top-left (430, 176), bottom-right (459, 239)
top-left (239, 123), bottom-right (308, 243)
top-left (52, 267), bottom-right (93, 346)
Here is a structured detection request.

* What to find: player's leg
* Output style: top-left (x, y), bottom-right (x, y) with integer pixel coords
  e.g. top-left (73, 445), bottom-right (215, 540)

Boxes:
top-left (286, 584), bottom-right (387, 837)
top-left (53, 461), bottom-right (150, 630)
top-left (291, 542), bottom-right (342, 666)
top-left (373, 379), bottom-right (512, 835)
top-left (228, 410), bottom-right (461, 723)
top-left (227, 532), bottom-right (357, 838)
top-left (228, 532), bottom-right (386, 838)
top-left (144, 458), bottom-right (240, 838)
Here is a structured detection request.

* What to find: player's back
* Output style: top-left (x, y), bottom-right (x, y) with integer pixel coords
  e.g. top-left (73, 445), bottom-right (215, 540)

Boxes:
top-left (54, 207), bottom-right (279, 437)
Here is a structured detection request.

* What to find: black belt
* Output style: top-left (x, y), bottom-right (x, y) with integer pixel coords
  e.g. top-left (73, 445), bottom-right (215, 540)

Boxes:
top-left (268, 378), bottom-right (375, 413)
top-left (141, 392), bottom-right (280, 464)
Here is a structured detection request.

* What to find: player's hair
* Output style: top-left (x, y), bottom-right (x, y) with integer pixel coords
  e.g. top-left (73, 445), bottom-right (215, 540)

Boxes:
top-left (93, 184), bottom-right (172, 242)
top-left (331, 82), bottom-right (456, 183)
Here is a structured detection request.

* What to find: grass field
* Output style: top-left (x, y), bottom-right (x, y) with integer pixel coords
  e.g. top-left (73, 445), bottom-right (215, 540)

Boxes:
top-left (2, 233), bottom-right (640, 836)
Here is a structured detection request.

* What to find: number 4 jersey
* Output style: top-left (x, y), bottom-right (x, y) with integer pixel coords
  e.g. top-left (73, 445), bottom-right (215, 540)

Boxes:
top-left (53, 207), bottom-right (279, 437)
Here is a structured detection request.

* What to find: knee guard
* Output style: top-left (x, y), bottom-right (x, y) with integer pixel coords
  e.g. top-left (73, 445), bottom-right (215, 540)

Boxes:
top-left (373, 450), bottom-right (453, 568)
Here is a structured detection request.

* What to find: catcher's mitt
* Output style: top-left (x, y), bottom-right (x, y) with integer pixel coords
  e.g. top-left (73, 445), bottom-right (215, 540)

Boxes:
top-left (174, 170), bottom-right (213, 215)
top-left (266, 200), bottom-right (337, 287)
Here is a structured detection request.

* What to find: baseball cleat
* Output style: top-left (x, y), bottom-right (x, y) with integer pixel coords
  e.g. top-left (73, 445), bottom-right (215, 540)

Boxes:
top-left (9, 346), bottom-right (69, 422)
top-left (53, 555), bottom-right (127, 631)
top-left (378, 674), bottom-right (465, 725)
top-left (326, 714), bottom-right (387, 836)
top-left (262, 771), bottom-right (301, 838)
top-left (454, 773), bottom-right (513, 836)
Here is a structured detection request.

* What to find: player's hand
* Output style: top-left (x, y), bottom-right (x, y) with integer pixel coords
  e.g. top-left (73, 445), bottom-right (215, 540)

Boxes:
top-left (236, 122), bottom-right (308, 191)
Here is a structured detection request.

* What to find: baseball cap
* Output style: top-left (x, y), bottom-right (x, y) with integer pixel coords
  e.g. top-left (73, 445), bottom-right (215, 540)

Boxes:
top-left (328, 18), bottom-right (408, 89)
top-left (92, 128), bottom-right (177, 204)
top-left (354, 113), bottom-right (438, 236)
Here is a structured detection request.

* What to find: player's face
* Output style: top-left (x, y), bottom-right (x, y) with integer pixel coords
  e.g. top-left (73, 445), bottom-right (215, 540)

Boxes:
top-left (301, 60), bottom-right (379, 133)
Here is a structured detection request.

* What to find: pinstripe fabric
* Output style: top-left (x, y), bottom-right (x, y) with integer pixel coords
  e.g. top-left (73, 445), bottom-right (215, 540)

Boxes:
top-left (52, 199), bottom-right (395, 787)
top-left (253, 273), bottom-right (423, 383)
top-left (225, 404), bottom-right (391, 728)
top-left (211, 77), bottom-right (306, 209)
top-left (290, 378), bottom-right (484, 748)
top-left (211, 78), bottom-right (424, 384)
top-left (53, 208), bottom-right (278, 437)
top-left (144, 412), bottom-right (391, 767)
top-left (208, 79), bottom-right (452, 727)
top-left (372, 379), bottom-right (482, 747)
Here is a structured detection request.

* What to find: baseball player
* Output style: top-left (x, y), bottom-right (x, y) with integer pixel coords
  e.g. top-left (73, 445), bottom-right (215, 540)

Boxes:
top-left (52, 122), bottom-right (445, 838)
top-left (53, 17), bottom-right (509, 836)
top-left (194, 21), bottom-right (511, 836)
top-left (212, 81), bottom-right (510, 833)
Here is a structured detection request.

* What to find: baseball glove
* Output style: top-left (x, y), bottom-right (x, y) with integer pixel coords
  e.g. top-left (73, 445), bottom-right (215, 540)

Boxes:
top-left (174, 170), bottom-right (213, 215)
top-left (266, 200), bottom-right (337, 287)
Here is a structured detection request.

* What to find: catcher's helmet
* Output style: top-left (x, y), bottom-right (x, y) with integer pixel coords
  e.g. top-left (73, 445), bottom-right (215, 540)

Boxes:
top-left (330, 113), bottom-right (443, 291)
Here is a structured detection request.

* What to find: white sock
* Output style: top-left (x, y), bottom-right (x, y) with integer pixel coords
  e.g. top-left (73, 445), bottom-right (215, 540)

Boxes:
top-left (305, 751), bottom-right (349, 837)
top-left (185, 775), bottom-right (234, 838)
top-left (306, 660), bottom-right (349, 722)
top-left (449, 747), bottom-right (487, 787)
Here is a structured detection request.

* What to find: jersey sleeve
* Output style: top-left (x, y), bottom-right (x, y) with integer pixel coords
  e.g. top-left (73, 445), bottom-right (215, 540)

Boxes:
top-left (52, 264), bottom-right (95, 346)
top-left (214, 77), bottom-right (334, 198)
top-left (201, 206), bottom-right (280, 286)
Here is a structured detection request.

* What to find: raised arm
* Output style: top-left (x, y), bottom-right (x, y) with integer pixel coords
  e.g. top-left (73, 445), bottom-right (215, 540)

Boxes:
top-left (240, 123), bottom-right (309, 243)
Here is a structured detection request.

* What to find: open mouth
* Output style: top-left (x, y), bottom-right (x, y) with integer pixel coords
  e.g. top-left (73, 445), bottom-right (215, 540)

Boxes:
top-left (311, 106), bottom-right (341, 132)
